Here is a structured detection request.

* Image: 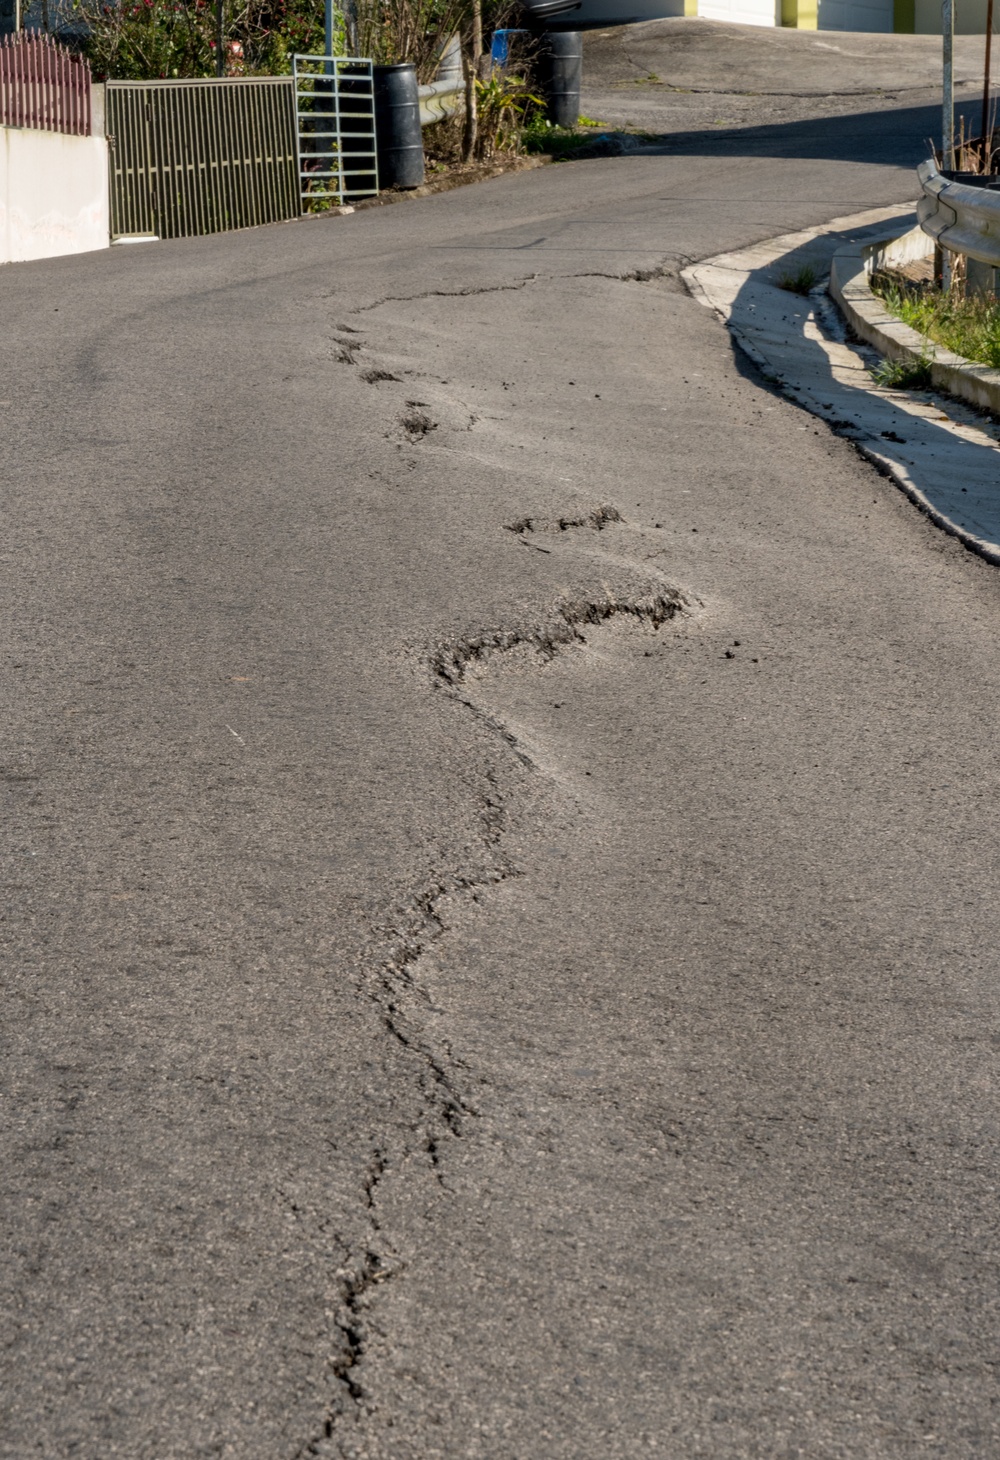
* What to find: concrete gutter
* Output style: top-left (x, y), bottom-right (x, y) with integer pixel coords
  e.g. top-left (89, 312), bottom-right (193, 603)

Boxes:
top-left (830, 223), bottom-right (1000, 417)
top-left (685, 206), bottom-right (1000, 566)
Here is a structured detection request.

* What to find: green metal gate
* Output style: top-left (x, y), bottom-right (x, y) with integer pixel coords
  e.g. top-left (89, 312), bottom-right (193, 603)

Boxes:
top-left (106, 77), bottom-right (300, 240)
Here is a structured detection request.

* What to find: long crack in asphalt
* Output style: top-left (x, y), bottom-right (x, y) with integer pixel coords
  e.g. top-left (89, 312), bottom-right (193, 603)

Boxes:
top-left (293, 278), bottom-right (691, 1456)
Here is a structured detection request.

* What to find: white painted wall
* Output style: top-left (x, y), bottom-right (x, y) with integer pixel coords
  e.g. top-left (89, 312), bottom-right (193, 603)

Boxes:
top-left (690, 0), bottom-right (990, 28)
top-left (696, 0), bottom-right (893, 26)
top-left (0, 126), bottom-right (109, 265)
top-left (698, 0), bottom-right (778, 23)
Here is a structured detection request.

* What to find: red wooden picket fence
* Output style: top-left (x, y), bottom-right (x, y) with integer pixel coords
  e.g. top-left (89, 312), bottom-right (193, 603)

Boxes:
top-left (0, 32), bottom-right (91, 136)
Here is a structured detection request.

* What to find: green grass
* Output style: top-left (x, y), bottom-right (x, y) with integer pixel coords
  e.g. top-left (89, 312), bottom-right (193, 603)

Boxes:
top-left (869, 352), bottom-right (934, 390)
top-left (872, 271), bottom-right (1000, 370)
top-left (522, 118), bottom-right (601, 156)
top-left (776, 263), bottom-right (820, 295)
top-left (522, 118), bottom-right (593, 157)
top-left (521, 118), bottom-right (650, 158)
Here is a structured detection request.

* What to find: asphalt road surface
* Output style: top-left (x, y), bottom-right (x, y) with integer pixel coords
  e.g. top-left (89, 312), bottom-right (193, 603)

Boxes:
top-left (3, 35), bottom-right (1000, 1459)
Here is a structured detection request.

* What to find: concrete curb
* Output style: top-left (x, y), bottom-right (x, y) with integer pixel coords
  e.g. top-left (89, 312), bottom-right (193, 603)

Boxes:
top-left (829, 224), bottom-right (1000, 417)
top-left (354, 154), bottom-right (549, 209)
top-left (686, 206), bottom-right (1000, 568)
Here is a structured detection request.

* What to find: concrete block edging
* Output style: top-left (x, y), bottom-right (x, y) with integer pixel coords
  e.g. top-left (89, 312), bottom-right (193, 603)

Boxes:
top-left (829, 223), bottom-right (1000, 417)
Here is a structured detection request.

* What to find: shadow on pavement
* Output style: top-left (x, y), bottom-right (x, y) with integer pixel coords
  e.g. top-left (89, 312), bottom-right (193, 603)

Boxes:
top-left (591, 99), bottom-right (979, 171)
top-left (712, 215), bottom-right (1000, 555)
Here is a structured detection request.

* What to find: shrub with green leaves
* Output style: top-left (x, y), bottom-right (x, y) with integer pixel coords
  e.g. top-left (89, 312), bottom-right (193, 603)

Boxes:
top-left (473, 69), bottom-right (540, 159)
top-left (75, 0), bottom-right (328, 78)
top-left (356, 0), bottom-right (472, 80)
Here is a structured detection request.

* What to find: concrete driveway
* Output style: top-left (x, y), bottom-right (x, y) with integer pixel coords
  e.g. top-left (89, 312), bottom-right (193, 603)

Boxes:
top-left (583, 17), bottom-right (985, 130)
top-left (2, 57), bottom-right (998, 1460)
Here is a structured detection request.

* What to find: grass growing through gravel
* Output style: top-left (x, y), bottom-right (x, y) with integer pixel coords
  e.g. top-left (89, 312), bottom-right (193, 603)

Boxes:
top-left (872, 270), bottom-right (1000, 369)
top-left (522, 120), bottom-right (596, 157)
top-left (522, 117), bottom-right (655, 159)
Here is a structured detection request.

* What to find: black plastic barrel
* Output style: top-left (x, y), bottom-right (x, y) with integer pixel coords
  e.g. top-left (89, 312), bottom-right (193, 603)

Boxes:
top-left (537, 31), bottom-right (582, 130)
top-left (373, 63), bottom-right (425, 191)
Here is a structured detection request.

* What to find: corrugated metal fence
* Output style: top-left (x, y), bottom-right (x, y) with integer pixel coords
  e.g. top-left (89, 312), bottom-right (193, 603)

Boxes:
top-left (106, 63), bottom-right (378, 242)
top-left (106, 77), bottom-right (300, 240)
top-left (0, 31), bottom-right (91, 135)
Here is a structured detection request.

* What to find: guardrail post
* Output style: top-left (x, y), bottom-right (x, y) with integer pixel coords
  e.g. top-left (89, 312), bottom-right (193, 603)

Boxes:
top-left (942, 0), bottom-right (954, 169)
top-left (965, 256), bottom-right (999, 297)
top-left (942, 0), bottom-right (954, 287)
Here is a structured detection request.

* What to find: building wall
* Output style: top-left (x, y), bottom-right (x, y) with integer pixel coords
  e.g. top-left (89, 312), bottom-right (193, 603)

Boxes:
top-left (912, 0), bottom-right (990, 30)
top-left (698, 0), bottom-right (778, 27)
top-left (0, 126), bottom-right (109, 265)
top-left (769, 0), bottom-right (976, 29)
top-left (698, 0), bottom-right (899, 27)
top-left (776, 0), bottom-right (894, 25)
top-left (818, 0), bottom-right (893, 30)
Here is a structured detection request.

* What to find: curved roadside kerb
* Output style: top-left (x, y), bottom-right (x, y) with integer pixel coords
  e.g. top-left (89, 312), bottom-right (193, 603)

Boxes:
top-left (829, 222), bottom-right (1000, 417)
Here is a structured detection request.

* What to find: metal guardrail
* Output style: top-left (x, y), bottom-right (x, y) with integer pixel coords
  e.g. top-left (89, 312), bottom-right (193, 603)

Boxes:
top-left (917, 157), bottom-right (1000, 268)
top-left (418, 34), bottom-right (464, 126)
top-left (292, 56), bottom-right (378, 208)
top-left (418, 76), bottom-right (465, 127)
top-left (106, 77), bottom-right (298, 240)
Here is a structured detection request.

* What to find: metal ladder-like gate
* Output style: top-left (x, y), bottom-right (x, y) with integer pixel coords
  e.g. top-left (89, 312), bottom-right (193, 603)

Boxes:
top-left (292, 56), bottom-right (378, 209)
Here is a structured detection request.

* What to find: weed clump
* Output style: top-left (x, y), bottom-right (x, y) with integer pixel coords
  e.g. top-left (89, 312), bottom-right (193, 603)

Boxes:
top-left (870, 352), bottom-right (934, 390)
top-left (776, 263), bottom-right (820, 295)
